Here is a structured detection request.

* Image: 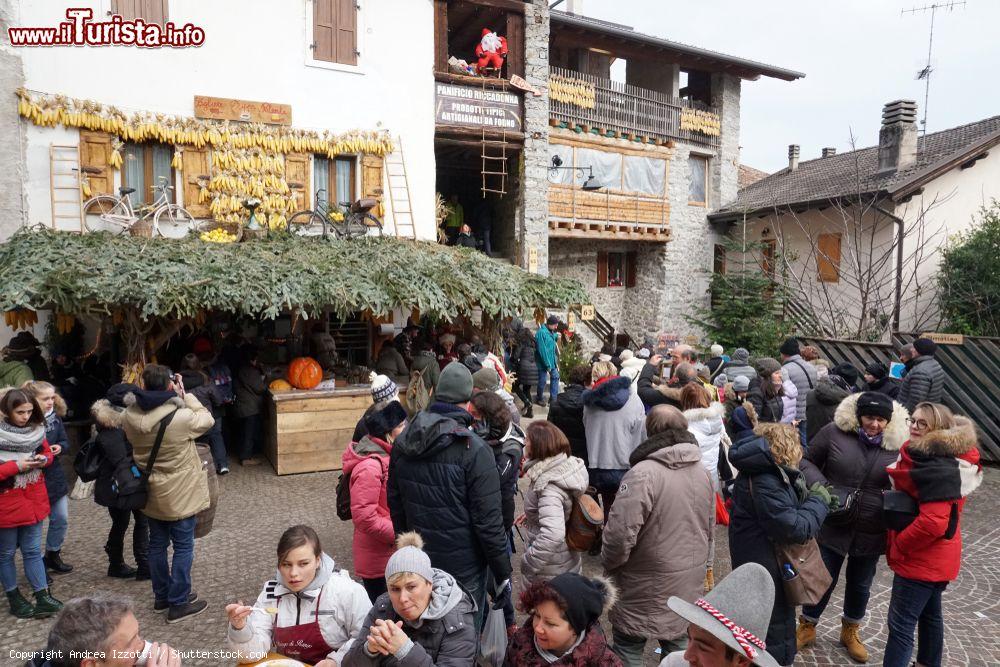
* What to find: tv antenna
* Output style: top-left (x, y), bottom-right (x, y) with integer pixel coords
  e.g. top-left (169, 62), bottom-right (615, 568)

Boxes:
top-left (901, 1), bottom-right (966, 134)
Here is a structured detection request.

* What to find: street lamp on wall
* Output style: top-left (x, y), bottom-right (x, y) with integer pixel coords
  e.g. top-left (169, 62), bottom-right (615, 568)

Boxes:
top-left (550, 155), bottom-right (603, 191)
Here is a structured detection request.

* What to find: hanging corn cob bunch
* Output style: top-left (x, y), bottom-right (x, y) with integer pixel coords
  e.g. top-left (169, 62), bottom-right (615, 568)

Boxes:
top-left (80, 174), bottom-right (92, 198)
top-left (54, 312), bottom-right (76, 335)
top-left (4, 308), bottom-right (39, 331)
top-left (109, 137), bottom-right (124, 170)
top-left (171, 146), bottom-right (183, 170)
top-left (17, 89), bottom-right (395, 157)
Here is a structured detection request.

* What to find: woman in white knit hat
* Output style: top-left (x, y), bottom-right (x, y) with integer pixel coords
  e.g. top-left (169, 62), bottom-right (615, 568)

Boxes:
top-left (343, 532), bottom-right (477, 666)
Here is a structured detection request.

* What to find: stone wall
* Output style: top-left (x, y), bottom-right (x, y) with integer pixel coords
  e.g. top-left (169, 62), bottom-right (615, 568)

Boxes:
top-left (548, 238), bottom-right (666, 352)
top-left (0, 0), bottom-right (26, 241)
top-left (516, 0), bottom-right (551, 274)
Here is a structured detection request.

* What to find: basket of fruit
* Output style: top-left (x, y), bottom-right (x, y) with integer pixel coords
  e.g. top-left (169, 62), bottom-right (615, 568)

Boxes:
top-left (197, 219), bottom-right (243, 244)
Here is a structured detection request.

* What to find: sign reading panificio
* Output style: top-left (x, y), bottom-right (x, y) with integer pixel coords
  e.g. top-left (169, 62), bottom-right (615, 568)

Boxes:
top-left (435, 82), bottom-right (522, 131)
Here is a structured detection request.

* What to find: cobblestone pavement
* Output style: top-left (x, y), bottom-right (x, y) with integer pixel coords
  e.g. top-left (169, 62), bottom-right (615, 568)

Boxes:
top-left (3, 442), bottom-right (998, 666)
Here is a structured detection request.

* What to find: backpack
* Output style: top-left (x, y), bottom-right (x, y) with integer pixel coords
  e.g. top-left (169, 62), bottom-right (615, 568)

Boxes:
top-left (206, 362), bottom-right (235, 404)
top-left (73, 435), bottom-right (104, 482)
top-left (336, 455), bottom-right (386, 521)
top-left (406, 366), bottom-right (430, 415)
top-left (565, 493), bottom-right (604, 552)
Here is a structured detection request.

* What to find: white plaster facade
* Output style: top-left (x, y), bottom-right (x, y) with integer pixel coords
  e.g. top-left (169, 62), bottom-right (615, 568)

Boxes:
top-left (734, 148), bottom-right (1000, 338)
top-left (5, 0), bottom-right (436, 240)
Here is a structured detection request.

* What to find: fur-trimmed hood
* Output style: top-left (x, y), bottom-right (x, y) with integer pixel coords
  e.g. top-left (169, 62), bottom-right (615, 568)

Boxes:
top-left (90, 398), bottom-right (126, 429)
top-left (833, 392), bottom-right (908, 452)
top-left (909, 416), bottom-right (979, 457)
top-left (682, 402), bottom-right (725, 426)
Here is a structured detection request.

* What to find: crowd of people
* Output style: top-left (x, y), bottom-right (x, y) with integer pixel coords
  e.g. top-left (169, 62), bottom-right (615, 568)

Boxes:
top-left (1, 323), bottom-right (985, 667)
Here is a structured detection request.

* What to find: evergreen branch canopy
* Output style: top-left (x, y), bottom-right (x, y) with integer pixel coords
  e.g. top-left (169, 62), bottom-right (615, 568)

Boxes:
top-left (0, 229), bottom-right (588, 322)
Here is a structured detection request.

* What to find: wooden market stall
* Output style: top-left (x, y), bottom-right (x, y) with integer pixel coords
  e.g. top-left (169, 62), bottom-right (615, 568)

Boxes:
top-left (266, 386), bottom-right (372, 475)
top-left (0, 229), bottom-right (588, 477)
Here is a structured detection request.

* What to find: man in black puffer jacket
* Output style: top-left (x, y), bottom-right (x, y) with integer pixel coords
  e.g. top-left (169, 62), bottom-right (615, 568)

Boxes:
top-left (388, 362), bottom-right (512, 630)
top-left (546, 364), bottom-right (590, 466)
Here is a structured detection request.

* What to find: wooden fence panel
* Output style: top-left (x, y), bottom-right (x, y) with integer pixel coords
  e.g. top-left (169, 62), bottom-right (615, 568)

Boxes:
top-left (801, 334), bottom-right (1000, 463)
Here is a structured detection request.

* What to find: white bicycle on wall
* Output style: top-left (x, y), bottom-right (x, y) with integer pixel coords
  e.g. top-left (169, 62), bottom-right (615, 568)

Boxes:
top-left (82, 175), bottom-right (197, 239)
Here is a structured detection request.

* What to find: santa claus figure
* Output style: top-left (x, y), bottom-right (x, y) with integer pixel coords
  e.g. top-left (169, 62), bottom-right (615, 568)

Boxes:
top-left (475, 27), bottom-right (508, 75)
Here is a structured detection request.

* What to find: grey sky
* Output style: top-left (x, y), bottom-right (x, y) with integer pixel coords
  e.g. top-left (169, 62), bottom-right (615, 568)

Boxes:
top-left (577, 0), bottom-right (999, 173)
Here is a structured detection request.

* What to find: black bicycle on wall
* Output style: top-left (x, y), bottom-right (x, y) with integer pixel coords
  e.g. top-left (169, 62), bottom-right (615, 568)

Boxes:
top-left (287, 188), bottom-right (383, 239)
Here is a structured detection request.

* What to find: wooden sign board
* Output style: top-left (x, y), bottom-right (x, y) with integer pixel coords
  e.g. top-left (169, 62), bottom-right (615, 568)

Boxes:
top-left (580, 304), bottom-right (595, 321)
top-left (528, 247), bottom-right (539, 273)
top-left (435, 82), bottom-right (522, 131)
top-left (921, 332), bottom-right (964, 345)
top-left (567, 311), bottom-right (576, 331)
top-left (194, 95), bottom-right (292, 126)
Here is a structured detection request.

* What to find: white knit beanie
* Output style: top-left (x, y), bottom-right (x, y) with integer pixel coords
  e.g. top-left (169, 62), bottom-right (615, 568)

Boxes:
top-left (370, 373), bottom-right (398, 403)
top-left (710, 343), bottom-right (724, 357)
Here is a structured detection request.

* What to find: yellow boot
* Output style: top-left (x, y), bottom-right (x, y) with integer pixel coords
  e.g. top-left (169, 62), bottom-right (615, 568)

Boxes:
top-left (704, 567), bottom-right (715, 592)
top-left (796, 617), bottom-right (817, 649)
top-left (840, 619), bottom-right (870, 663)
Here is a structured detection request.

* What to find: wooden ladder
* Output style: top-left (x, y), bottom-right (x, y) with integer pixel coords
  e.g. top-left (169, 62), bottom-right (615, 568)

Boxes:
top-left (50, 144), bottom-right (84, 232)
top-left (481, 76), bottom-right (508, 197)
top-left (384, 137), bottom-right (416, 239)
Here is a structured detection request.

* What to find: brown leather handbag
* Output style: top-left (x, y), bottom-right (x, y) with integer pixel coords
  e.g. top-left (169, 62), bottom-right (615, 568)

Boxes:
top-left (749, 470), bottom-right (833, 606)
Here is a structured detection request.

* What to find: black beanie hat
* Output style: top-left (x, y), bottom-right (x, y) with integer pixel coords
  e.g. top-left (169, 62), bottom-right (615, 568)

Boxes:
top-left (913, 337), bottom-right (937, 356)
top-left (856, 391), bottom-right (893, 420)
top-left (106, 383), bottom-right (139, 408)
top-left (547, 573), bottom-right (613, 635)
top-left (364, 400), bottom-right (407, 439)
top-left (830, 362), bottom-right (860, 388)
top-left (864, 361), bottom-right (888, 380)
top-left (779, 337), bottom-right (800, 357)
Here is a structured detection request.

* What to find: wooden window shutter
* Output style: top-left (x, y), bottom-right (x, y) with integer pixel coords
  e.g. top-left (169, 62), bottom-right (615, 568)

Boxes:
top-left (313, 0), bottom-right (336, 63)
top-left (336, 0), bottom-right (358, 66)
top-left (111, 0), bottom-right (136, 19)
top-left (596, 251), bottom-right (608, 287)
top-left (113, 0), bottom-right (167, 24)
top-left (79, 131), bottom-right (113, 199)
top-left (181, 148), bottom-right (211, 218)
top-left (505, 12), bottom-right (525, 78)
top-left (285, 154), bottom-right (312, 211)
top-left (625, 251), bottom-right (638, 288)
top-left (361, 155), bottom-right (384, 215)
top-left (817, 233), bottom-right (842, 283)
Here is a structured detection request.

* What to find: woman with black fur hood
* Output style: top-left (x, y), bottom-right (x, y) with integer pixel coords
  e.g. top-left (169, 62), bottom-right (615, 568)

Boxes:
top-left (90, 383), bottom-right (150, 580)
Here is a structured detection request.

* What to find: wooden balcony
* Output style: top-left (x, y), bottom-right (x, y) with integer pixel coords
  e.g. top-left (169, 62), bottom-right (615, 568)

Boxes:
top-left (549, 66), bottom-right (721, 148)
top-left (548, 185), bottom-right (671, 241)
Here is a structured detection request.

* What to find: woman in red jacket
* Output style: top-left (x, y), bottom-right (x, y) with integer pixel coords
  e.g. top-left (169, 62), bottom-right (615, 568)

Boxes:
top-left (340, 400), bottom-right (407, 603)
top-left (883, 402), bottom-right (983, 667)
top-left (0, 388), bottom-right (63, 619)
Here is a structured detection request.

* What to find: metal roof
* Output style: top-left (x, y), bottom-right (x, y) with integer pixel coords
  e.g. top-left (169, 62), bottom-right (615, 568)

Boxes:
top-left (550, 10), bottom-right (805, 82)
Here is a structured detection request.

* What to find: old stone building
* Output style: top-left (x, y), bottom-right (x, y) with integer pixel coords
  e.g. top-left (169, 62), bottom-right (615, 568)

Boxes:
top-left (540, 6), bottom-right (801, 348)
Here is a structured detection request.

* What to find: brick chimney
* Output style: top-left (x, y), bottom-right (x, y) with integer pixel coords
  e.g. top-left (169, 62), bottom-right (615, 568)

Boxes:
top-left (788, 144), bottom-right (800, 171)
top-left (877, 100), bottom-right (918, 174)
top-left (822, 147), bottom-right (837, 158)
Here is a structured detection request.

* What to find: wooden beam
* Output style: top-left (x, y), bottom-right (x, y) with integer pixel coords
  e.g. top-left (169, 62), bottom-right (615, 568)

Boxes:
top-left (434, 70), bottom-right (520, 91)
top-left (463, 0), bottom-right (526, 13)
top-left (436, 124), bottom-right (525, 142)
top-left (435, 135), bottom-right (518, 150)
top-left (434, 0), bottom-right (448, 74)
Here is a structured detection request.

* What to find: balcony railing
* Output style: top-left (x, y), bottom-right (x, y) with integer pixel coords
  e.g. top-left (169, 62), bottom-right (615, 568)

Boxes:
top-left (549, 66), bottom-right (721, 148)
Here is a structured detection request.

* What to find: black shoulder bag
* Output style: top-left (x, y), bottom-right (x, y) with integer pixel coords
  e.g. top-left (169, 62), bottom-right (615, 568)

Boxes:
top-left (112, 409), bottom-right (177, 511)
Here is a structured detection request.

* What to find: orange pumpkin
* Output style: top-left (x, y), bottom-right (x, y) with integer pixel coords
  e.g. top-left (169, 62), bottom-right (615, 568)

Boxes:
top-left (269, 379), bottom-right (293, 393)
top-left (287, 357), bottom-right (322, 390)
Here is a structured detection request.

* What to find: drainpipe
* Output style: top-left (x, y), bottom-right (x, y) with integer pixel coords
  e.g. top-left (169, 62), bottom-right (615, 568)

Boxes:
top-left (874, 201), bottom-right (905, 333)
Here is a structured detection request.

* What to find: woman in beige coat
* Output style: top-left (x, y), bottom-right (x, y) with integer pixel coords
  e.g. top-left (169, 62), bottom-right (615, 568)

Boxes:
top-left (601, 405), bottom-right (714, 667)
top-left (518, 421), bottom-right (589, 585)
